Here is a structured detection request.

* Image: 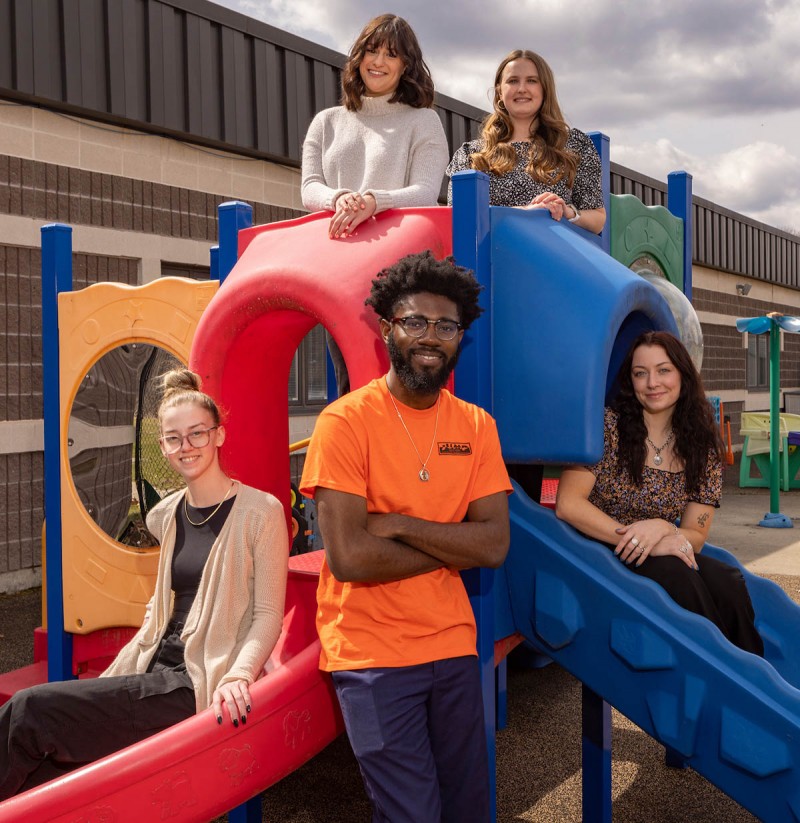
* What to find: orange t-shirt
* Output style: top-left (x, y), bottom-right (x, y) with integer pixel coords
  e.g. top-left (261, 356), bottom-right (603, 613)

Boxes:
top-left (300, 377), bottom-right (512, 672)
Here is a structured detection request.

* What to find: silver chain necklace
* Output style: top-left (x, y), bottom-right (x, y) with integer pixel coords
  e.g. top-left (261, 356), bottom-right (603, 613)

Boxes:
top-left (646, 430), bottom-right (675, 467)
top-left (386, 384), bottom-right (441, 482)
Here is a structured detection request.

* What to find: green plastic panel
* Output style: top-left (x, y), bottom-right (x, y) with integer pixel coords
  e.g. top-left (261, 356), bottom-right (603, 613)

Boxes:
top-left (610, 194), bottom-right (684, 289)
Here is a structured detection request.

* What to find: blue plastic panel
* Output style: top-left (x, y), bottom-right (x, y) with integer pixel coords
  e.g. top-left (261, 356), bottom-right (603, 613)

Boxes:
top-left (490, 208), bottom-right (677, 464)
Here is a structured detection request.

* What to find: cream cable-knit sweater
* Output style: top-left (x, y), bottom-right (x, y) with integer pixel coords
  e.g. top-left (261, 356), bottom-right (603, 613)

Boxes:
top-left (301, 94), bottom-right (449, 214)
top-left (101, 483), bottom-right (288, 712)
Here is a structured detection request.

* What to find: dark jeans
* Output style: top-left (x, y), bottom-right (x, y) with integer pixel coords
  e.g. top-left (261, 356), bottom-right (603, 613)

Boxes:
top-left (332, 656), bottom-right (490, 823)
top-left (0, 671), bottom-right (195, 799)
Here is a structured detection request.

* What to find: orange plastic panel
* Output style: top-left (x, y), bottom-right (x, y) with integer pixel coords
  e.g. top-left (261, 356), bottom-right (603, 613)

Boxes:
top-left (58, 278), bottom-right (218, 633)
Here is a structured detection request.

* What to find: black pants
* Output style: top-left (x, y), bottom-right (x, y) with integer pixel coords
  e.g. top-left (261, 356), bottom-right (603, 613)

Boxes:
top-left (0, 670), bottom-right (195, 799)
top-left (629, 552), bottom-right (764, 655)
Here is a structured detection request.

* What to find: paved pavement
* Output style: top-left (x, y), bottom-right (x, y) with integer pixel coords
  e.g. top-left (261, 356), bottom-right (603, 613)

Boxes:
top-left (709, 485), bottom-right (800, 575)
top-left (1, 485), bottom-right (798, 821)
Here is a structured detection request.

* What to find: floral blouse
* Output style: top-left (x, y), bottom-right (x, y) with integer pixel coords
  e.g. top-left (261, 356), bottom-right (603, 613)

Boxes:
top-left (588, 409), bottom-right (722, 526)
top-left (446, 127), bottom-right (603, 209)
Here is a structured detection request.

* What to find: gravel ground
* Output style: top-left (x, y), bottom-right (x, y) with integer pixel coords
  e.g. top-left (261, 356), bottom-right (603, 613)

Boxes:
top-left (4, 580), bottom-right (797, 821)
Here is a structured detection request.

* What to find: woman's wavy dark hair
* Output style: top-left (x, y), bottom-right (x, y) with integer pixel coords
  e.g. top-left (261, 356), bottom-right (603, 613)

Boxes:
top-left (470, 50), bottom-right (578, 187)
top-left (365, 250), bottom-right (483, 330)
top-left (612, 331), bottom-right (723, 493)
top-left (340, 15), bottom-right (435, 111)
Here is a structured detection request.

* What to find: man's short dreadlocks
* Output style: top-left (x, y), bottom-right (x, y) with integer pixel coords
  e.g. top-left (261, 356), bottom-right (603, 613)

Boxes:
top-left (365, 250), bottom-right (483, 329)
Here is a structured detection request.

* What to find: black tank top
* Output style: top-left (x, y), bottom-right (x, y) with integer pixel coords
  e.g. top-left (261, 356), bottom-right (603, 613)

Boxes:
top-left (147, 493), bottom-right (236, 672)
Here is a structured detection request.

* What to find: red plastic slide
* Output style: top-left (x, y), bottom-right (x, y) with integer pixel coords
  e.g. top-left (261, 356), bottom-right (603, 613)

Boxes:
top-left (0, 563), bottom-right (341, 822)
top-left (0, 208), bottom-right (453, 820)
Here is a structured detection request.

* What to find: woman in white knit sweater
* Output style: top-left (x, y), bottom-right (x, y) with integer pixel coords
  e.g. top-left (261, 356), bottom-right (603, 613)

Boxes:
top-left (301, 14), bottom-right (449, 240)
top-left (0, 369), bottom-right (288, 799)
top-left (302, 15), bottom-right (449, 396)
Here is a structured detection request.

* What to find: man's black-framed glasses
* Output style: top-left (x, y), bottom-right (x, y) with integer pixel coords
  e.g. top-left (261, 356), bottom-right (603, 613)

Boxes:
top-left (390, 315), bottom-right (462, 341)
top-left (160, 426), bottom-right (219, 454)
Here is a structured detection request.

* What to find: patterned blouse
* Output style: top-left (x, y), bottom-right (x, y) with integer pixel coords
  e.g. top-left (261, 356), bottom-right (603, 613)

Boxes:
top-left (446, 127), bottom-right (604, 209)
top-left (588, 409), bottom-right (722, 526)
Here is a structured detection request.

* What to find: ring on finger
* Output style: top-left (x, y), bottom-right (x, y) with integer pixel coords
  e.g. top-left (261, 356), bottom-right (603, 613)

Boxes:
top-left (630, 537), bottom-right (639, 547)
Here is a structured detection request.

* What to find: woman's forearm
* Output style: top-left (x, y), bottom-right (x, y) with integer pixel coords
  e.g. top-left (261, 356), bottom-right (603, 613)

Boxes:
top-left (554, 493), bottom-right (622, 544)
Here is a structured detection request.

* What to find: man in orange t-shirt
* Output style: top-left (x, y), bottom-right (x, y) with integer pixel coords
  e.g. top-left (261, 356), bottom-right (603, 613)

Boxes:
top-left (300, 250), bottom-right (511, 822)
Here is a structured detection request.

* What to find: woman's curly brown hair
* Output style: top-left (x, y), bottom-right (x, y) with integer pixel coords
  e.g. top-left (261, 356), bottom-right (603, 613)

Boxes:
top-left (470, 50), bottom-right (578, 187)
top-left (612, 331), bottom-right (723, 494)
top-left (340, 15), bottom-right (435, 111)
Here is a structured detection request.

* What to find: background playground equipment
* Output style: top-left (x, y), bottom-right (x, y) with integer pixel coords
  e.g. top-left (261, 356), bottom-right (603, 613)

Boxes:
top-left (736, 313), bottom-right (800, 528)
top-left (740, 412), bottom-right (800, 491)
top-left (6, 154), bottom-right (800, 823)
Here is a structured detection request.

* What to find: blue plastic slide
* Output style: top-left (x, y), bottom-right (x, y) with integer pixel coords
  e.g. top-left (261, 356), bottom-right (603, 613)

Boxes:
top-left (502, 488), bottom-right (800, 822)
top-left (476, 206), bottom-right (800, 822)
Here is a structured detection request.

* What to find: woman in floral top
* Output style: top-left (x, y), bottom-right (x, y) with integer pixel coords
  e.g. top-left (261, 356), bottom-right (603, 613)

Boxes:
top-left (446, 49), bottom-right (605, 234)
top-left (556, 331), bottom-right (763, 654)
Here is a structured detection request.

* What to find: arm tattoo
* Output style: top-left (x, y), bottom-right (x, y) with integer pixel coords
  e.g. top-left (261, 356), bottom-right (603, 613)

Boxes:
top-left (697, 512), bottom-right (709, 528)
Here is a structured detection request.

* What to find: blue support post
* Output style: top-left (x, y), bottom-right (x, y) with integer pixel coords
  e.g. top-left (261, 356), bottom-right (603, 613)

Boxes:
top-left (452, 171), bottom-right (492, 405)
top-left (451, 170), bottom-right (498, 820)
top-left (326, 348), bottom-right (338, 403)
top-left (588, 132), bottom-right (611, 255)
top-left (215, 204), bottom-right (261, 823)
top-left (41, 223), bottom-right (74, 682)
top-left (227, 794), bottom-right (263, 823)
top-left (582, 684), bottom-right (612, 823)
top-left (667, 171), bottom-right (693, 300)
top-left (210, 245), bottom-right (219, 282)
top-left (495, 657), bottom-right (507, 730)
top-left (218, 201), bottom-right (253, 283)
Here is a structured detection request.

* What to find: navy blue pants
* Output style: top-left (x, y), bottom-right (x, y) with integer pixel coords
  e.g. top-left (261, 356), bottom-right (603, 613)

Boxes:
top-left (332, 656), bottom-right (490, 823)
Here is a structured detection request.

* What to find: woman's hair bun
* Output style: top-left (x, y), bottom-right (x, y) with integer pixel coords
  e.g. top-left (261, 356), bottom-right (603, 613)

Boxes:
top-left (161, 367), bottom-right (202, 399)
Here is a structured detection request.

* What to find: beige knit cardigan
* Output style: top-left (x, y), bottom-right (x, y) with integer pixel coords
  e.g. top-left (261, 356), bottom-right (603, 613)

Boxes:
top-left (101, 483), bottom-right (288, 712)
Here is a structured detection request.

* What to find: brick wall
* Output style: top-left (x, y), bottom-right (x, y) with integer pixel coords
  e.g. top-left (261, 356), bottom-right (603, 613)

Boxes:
top-left (695, 286), bottom-right (800, 394)
top-left (0, 452), bottom-right (42, 577)
top-left (0, 154), bottom-right (302, 242)
top-left (2, 246), bottom-right (144, 586)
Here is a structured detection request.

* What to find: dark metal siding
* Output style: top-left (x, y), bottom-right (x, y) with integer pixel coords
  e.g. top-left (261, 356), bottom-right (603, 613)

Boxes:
top-left (0, 0), bottom-right (482, 165)
top-left (0, 0), bottom-right (797, 289)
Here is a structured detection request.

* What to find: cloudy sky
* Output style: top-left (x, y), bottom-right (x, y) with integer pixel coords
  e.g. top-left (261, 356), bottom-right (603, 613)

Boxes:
top-left (211, 0), bottom-right (800, 234)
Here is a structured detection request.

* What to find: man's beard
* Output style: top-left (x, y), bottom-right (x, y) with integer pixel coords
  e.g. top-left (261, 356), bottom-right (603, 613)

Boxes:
top-left (387, 335), bottom-right (460, 395)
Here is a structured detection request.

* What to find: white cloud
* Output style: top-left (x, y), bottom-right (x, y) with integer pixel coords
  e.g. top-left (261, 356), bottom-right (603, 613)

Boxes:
top-left (613, 138), bottom-right (800, 231)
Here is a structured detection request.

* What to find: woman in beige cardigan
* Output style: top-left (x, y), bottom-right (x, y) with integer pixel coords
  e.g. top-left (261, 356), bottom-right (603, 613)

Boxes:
top-left (0, 369), bottom-right (288, 798)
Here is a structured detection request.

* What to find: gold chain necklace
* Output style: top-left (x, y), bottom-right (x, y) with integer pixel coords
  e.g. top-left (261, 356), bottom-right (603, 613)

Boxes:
top-left (386, 383), bottom-right (441, 482)
top-left (184, 481), bottom-right (235, 527)
top-left (646, 430), bottom-right (675, 467)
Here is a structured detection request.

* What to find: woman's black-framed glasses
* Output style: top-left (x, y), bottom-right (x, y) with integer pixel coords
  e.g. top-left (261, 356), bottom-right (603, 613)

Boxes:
top-left (390, 316), bottom-right (462, 341)
top-left (160, 426), bottom-right (218, 454)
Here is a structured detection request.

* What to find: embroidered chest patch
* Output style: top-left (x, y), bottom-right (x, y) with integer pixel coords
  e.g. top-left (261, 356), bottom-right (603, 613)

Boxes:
top-left (437, 442), bottom-right (472, 456)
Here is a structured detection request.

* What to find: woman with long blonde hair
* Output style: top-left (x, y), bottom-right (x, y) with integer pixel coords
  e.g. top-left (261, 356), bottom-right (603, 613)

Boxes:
top-left (447, 49), bottom-right (606, 234)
